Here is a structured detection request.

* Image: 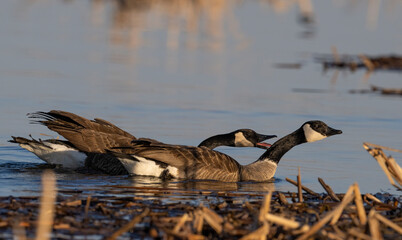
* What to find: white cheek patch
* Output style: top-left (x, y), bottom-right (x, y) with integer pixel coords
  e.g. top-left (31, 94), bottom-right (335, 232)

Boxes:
top-left (234, 132), bottom-right (253, 147)
top-left (303, 124), bottom-right (327, 143)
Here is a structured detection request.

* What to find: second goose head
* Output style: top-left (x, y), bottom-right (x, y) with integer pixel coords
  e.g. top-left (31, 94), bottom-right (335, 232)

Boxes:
top-left (198, 129), bottom-right (277, 150)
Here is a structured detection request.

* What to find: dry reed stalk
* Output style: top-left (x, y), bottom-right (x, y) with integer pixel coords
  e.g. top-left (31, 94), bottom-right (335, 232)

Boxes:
top-left (318, 178), bottom-right (340, 202)
top-left (258, 192), bottom-right (272, 223)
top-left (278, 192), bottom-right (288, 205)
top-left (201, 207), bottom-right (223, 234)
top-left (363, 142), bottom-right (402, 153)
top-left (347, 228), bottom-right (371, 240)
top-left (353, 183), bottom-right (367, 225)
top-left (363, 143), bottom-right (402, 190)
top-left (296, 207), bottom-right (337, 240)
top-left (330, 184), bottom-right (355, 225)
top-left (364, 193), bottom-right (383, 204)
top-left (35, 170), bottom-right (56, 240)
top-left (106, 208), bottom-right (150, 240)
top-left (239, 221), bottom-right (269, 240)
top-left (359, 55), bottom-right (375, 71)
top-left (331, 46), bottom-right (340, 63)
top-left (386, 157), bottom-right (402, 185)
top-left (374, 212), bottom-right (402, 235)
top-left (368, 209), bottom-right (383, 240)
top-left (193, 210), bottom-right (204, 234)
top-left (297, 167), bottom-right (303, 203)
top-left (173, 213), bottom-right (190, 234)
top-left (285, 178), bottom-right (319, 196)
top-left (265, 213), bottom-right (308, 231)
top-left (84, 195), bottom-right (91, 221)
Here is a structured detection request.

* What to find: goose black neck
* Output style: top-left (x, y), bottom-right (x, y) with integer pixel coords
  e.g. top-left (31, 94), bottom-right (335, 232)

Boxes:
top-left (198, 134), bottom-right (233, 149)
top-left (258, 128), bottom-right (306, 164)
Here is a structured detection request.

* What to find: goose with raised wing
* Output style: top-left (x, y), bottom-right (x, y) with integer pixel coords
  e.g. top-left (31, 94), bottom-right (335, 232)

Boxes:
top-left (116, 120), bottom-right (342, 181)
top-left (10, 110), bottom-right (276, 174)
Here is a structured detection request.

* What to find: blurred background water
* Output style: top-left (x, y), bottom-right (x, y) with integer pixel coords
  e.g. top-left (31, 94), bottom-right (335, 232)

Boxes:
top-left (0, 0), bottom-right (401, 196)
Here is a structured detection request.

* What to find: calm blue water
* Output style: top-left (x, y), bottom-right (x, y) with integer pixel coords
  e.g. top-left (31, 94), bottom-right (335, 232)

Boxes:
top-left (0, 0), bottom-right (401, 196)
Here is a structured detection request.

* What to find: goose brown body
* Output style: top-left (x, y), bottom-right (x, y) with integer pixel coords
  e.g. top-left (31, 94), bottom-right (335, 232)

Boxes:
top-left (117, 121), bottom-right (342, 181)
top-left (11, 110), bottom-right (275, 175)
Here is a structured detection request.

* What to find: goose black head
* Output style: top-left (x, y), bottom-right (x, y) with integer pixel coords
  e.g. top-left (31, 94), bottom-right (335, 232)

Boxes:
top-left (301, 121), bottom-right (342, 143)
top-left (232, 129), bottom-right (277, 149)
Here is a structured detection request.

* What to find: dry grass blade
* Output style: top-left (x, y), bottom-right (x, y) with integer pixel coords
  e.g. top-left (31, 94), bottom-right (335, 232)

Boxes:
top-left (278, 192), bottom-right (288, 205)
top-left (297, 167), bottom-right (303, 203)
top-left (285, 178), bottom-right (319, 196)
top-left (265, 213), bottom-right (307, 231)
top-left (106, 208), bottom-right (150, 240)
top-left (365, 193), bottom-right (383, 204)
top-left (173, 213), bottom-right (190, 233)
top-left (35, 170), bottom-right (56, 240)
top-left (387, 157), bottom-right (402, 186)
top-left (368, 209), bottom-right (383, 240)
top-left (330, 184), bottom-right (354, 225)
top-left (318, 178), bottom-right (340, 202)
top-left (202, 207), bottom-right (223, 234)
top-left (359, 55), bottom-right (375, 71)
top-left (363, 143), bottom-right (402, 190)
top-left (353, 183), bottom-right (367, 225)
top-left (258, 192), bottom-right (272, 223)
top-left (84, 195), bottom-right (91, 221)
top-left (296, 210), bottom-right (336, 240)
top-left (363, 142), bottom-right (402, 153)
top-left (374, 212), bottom-right (402, 235)
top-left (348, 228), bottom-right (371, 240)
top-left (240, 221), bottom-right (269, 240)
top-left (193, 210), bottom-right (204, 234)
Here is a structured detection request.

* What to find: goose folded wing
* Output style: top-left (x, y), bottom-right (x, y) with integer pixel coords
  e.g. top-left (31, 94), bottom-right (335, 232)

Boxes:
top-left (129, 141), bottom-right (242, 181)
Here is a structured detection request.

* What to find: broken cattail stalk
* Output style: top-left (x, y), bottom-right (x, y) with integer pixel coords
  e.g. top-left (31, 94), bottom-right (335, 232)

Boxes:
top-left (173, 213), bottom-right (190, 233)
top-left (202, 207), bottom-right (223, 234)
top-left (374, 212), bottom-right (402, 235)
top-left (258, 192), bottom-right (272, 223)
top-left (359, 55), bottom-right (374, 71)
top-left (318, 178), bottom-right (340, 202)
top-left (285, 178), bottom-right (319, 196)
top-left (84, 195), bottom-right (91, 221)
top-left (330, 184), bottom-right (355, 225)
top-left (297, 167), bottom-right (303, 203)
top-left (353, 183), bottom-right (367, 225)
top-left (296, 208), bottom-right (337, 240)
top-left (365, 193), bottom-right (383, 204)
top-left (363, 142), bottom-right (402, 154)
top-left (35, 170), bottom-right (56, 240)
top-left (193, 210), bottom-right (204, 234)
top-left (278, 192), bottom-right (288, 205)
top-left (107, 208), bottom-right (150, 240)
top-left (363, 143), bottom-right (402, 190)
top-left (239, 221), bottom-right (269, 240)
top-left (265, 213), bottom-right (307, 231)
top-left (348, 228), bottom-right (371, 240)
top-left (368, 209), bottom-right (383, 240)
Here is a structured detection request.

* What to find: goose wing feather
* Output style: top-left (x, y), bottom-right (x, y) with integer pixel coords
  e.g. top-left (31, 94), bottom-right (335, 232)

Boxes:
top-left (28, 110), bottom-right (136, 153)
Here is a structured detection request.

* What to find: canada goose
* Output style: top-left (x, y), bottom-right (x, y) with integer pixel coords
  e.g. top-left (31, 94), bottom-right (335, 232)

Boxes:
top-left (9, 110), bottom-right (276, 174)
top-left (115, 120), bottom-right (342, 181)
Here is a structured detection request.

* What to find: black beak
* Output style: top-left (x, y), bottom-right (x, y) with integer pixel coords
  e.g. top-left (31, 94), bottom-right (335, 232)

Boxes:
top-left (256, 134), bottom-right (277, 149)
top-left (327, 127), bottom-right (342, 136)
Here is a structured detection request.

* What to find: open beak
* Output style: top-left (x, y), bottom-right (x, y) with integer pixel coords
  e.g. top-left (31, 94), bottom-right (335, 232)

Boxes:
top-left (256, 134), bottom-right (277, 149)
top-left (326, 127), bottom-right (342, 136)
